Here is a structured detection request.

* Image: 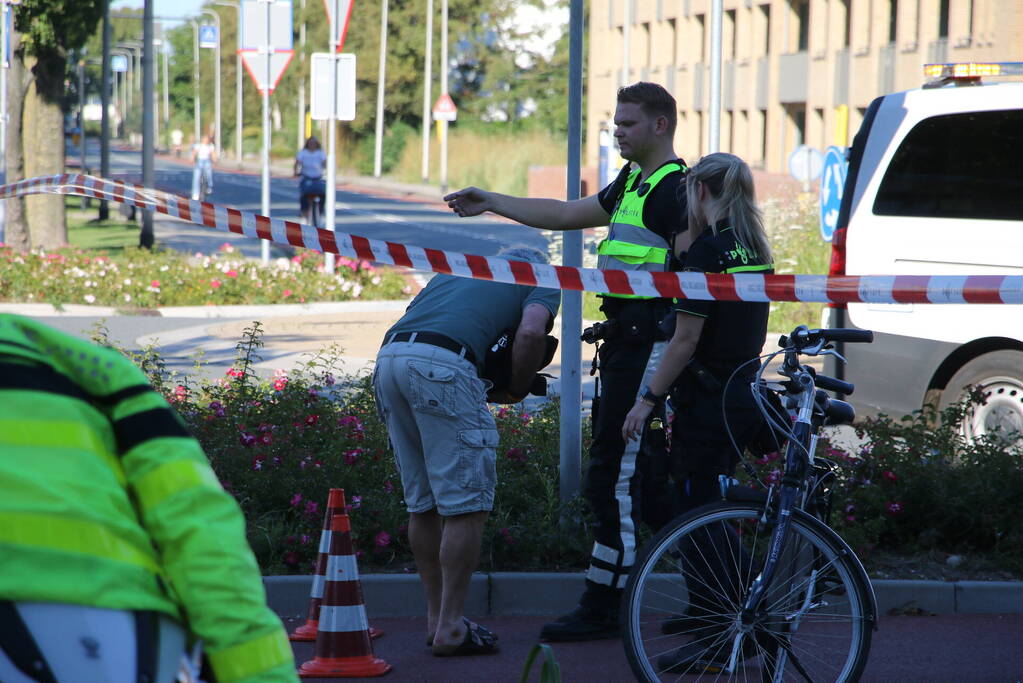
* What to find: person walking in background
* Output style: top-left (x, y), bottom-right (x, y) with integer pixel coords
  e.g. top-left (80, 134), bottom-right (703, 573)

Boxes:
top-left (171, 128), bottom-right (184, 158)
top-left (0, 314), bottom-right (298, 683)
top-left (444, 82), bottom-right (689, 642)
top-left (190, 134), bottom-right (217, 200)
top-left (372, 245), bottom-right (560, 656)
top-left (621, 153), bottom-right (774, 673)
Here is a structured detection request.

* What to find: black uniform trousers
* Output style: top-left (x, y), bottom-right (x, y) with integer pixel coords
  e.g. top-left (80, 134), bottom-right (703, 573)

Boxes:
top-left (581, 302), bottom-right (674, 610)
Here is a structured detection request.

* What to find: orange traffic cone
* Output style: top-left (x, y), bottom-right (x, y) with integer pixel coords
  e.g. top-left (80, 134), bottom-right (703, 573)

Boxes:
top-left (298, 513), bottom-right (391, 678)
top-left (290, 489), bottom-right (382, 642)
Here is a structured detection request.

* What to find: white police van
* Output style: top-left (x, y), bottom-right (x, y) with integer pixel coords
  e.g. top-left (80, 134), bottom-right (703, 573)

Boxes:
top-left (823, 62), bottom-right (1023, 442)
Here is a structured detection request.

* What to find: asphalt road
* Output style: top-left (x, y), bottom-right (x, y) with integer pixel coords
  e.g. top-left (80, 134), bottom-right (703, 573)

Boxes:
top-left (96, 142), bottom-right (550, 259)
top-left (284, 614), bottom-right (1023, 682)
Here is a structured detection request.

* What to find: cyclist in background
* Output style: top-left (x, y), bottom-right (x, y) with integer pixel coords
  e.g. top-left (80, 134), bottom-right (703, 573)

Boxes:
top-left (294, 136), bottom-right (327, 224)
top-left (190, 134), bottom-right (217, 200)
top-left (0, 314), bottom-right (297, 683)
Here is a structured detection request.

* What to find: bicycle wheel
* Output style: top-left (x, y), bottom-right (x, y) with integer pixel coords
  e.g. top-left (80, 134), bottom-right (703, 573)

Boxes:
top-left (310, 197), bottom-right (322, 228)
top-left (623, 503), bottom-right (873, 682)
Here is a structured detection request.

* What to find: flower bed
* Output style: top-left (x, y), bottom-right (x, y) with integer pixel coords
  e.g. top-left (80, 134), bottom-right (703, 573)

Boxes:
top-left (107, 325), bottom-right (1023, 579)
top-left (0, 243), bottom-right (410, 307)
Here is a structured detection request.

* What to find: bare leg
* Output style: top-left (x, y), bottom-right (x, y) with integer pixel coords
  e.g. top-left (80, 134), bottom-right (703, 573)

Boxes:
top-left (432, 510), bottom-right (489, 647)
top-left (409, 509), bottom-right (443, 640)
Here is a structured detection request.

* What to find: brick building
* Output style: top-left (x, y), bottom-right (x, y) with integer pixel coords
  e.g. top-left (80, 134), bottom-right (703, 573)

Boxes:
top-left (586, 0), bottom-right (1023, 173)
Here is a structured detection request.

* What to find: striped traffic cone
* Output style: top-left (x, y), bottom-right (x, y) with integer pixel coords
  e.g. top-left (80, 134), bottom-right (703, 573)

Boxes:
top-left (297, 513), bottom-right (391, 678)
top-left (289, 489), bottom-right (383, 642)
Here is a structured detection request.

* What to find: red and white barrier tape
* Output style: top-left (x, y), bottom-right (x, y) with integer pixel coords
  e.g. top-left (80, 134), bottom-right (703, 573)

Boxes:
top-left (2, 173), bottom-right (1022, 305)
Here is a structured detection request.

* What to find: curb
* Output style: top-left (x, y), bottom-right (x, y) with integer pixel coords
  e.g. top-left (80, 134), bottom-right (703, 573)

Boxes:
top-left (265, 573), bottom-right (1023, 620)
top-left (0, 300), bottom-right (413, 319)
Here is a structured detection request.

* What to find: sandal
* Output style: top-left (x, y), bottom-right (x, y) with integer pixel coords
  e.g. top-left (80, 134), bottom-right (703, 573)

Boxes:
top-left (427, 617), bottom-right (498, 647)
top-left (431, 619), bottom-right (499, 656)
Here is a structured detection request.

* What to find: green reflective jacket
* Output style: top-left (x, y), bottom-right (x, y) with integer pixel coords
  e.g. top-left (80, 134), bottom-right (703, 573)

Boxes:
top-left (0, 314), bottom-right (297, 683)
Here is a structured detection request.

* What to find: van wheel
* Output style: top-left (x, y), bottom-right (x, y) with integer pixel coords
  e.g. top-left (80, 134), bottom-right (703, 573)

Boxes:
top-left (939, 351), bottom-right (1023, 444)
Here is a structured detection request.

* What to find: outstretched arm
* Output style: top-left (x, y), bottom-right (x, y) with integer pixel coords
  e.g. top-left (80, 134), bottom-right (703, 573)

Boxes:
top-left (444, 187), bottom-right (610, 231)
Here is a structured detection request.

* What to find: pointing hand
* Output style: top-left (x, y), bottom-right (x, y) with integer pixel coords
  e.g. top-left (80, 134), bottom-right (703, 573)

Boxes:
top-left (444, 187), bottom-right (491, 217)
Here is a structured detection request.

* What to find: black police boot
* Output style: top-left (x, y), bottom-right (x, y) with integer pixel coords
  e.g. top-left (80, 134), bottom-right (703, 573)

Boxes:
top-left (539, 604), bottom-right (620, 642)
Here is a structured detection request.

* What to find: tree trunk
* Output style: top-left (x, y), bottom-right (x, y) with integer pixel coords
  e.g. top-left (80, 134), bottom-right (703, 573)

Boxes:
top-left (4, 32), bottom-right (31, 252)
top-left (23, 51), bottom-right (67, 248)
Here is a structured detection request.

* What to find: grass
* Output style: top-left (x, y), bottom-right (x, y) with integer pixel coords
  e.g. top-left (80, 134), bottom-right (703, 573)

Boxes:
top-left (66, 198), bottom-right (141, 252)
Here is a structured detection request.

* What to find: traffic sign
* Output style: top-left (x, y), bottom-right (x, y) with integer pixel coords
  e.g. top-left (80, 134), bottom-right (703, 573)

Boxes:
top-left (819, 146), bottom-right (848, 242)
top-left (199, 24), bottom-right (219, 49)
top-left (788, 145), bottom-right (824, 183)
top-left (323, 0), bottom-right (356, 52)
top-left (240, 0), bottom-right (293, 51)
top-left (111, 54), bottom-right (128, 73)
top-left (239, 0), bottom-right (294, 95)
top-left (310, 53), bottom-right (356, 121)
top-left (432, 93), bottom-right (457, 122)
top-left (240, 50), bottom-right (295, 94)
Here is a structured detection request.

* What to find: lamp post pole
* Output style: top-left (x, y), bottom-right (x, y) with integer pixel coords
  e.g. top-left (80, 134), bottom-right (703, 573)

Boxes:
top-left (189, 20), bottom-right (201, 144)
top-left (420, 0), bottom-right (432, 182)
top-left (372, 0), bottom-right (388, 177)
top-left (200, 9), bottom-right (222, 157)
top-left (213, 1), bottom-right (243, 165)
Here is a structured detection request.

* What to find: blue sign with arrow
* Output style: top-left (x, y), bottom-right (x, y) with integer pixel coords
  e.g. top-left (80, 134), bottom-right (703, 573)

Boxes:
top-left (819, 146), bottom-right (847, 242)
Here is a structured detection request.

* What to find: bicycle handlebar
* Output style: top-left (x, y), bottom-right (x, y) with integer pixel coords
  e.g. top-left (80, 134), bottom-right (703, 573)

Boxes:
top-left (812, 372), bottom-right (854, 396)
top-left (779, 326), bottom-right (874, 350)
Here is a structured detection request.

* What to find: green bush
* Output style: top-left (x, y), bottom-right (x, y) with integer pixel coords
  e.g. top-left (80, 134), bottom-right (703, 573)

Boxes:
top-left (111, 323), bottom-right (593, 575)
top-left (0, 245), bottom-right (411, 307)
top-left (739, 394), bottom-right (1023, 576)
top-left (357, 121), bottom-right (415, 176)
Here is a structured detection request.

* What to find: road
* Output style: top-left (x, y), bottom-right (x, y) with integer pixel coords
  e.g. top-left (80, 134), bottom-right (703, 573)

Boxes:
top-left (283, 614), bottom-right (1023, 682)
top-left (95, 142), bottom-right (550, 260)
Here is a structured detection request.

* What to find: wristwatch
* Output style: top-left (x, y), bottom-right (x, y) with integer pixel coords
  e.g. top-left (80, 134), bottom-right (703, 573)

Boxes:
top-left (639, 385), bottom-right (664, 407)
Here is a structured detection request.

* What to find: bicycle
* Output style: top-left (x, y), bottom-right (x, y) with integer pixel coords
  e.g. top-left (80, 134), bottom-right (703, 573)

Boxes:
top-left (199, 169), bottom-right (212, 200)
top-left (303, 189), bottom-right (324, 228)
top-left (622, 325), bottom-right (878, 682)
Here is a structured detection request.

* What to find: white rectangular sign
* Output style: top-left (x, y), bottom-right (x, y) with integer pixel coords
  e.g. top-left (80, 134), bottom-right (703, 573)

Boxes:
top-left (310, 53), bottom-right (356, 121)
top-left (240, 0), bottom-right (294, 51)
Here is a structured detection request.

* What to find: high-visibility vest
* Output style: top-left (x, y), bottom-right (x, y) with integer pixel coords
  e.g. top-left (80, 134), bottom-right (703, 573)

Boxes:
top-left (0, 314), bottom-right (296, 683)
top-left (598, 160), bottom-right (686, 299)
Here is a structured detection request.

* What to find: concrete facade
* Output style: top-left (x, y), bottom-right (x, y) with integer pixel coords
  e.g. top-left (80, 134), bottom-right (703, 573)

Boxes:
top-left (587, 0), bottom-right (1023, 173)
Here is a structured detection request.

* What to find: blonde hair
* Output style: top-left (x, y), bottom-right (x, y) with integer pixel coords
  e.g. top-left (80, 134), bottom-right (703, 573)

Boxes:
top-left (685, 153), bottom-right (772, 263)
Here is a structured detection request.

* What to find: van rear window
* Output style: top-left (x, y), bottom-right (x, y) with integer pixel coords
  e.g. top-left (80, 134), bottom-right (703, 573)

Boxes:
top-left (873, 109), bottom-right (1023, 221)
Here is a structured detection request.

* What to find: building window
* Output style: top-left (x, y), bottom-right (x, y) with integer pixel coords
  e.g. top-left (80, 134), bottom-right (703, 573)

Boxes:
top-left (796, 0), bottom-right (809, 52)
top-left (760, 3), bottom-right (771, 54)
top-left (841, 0), bottom-right (851, 47)
top-left (668, 17), bottom-right (678, 63)
top-left (938, 0), bottom-right (949, 38)
top-left (888, 0), bottom-right (898, 44)
top-left (696, 14), bottom-right (707, 61)
top-left (726, 9), bottom-right (737, 59)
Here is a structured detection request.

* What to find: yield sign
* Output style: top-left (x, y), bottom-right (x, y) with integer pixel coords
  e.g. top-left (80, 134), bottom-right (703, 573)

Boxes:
top-left (433, 93), bottom-right (457, 122)
top-left (240, 50), bottom-right (295, 94)
top-left (323, 0), bottom-right (356, 52)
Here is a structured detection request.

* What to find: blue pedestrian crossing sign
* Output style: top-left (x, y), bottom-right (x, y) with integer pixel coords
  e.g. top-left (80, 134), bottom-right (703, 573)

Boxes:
top-left (819, 146), bottom-right (847, 242)
top-left (199, 24), bottom-right (219, 49)
top-left (111, 54), bottom-right (128, 73)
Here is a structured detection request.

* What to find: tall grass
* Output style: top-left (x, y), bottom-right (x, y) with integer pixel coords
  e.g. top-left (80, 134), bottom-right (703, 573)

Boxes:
top-left (390, 127), bottom-right (568, 197)
top-left (763, 194), bottom-right (832, 333)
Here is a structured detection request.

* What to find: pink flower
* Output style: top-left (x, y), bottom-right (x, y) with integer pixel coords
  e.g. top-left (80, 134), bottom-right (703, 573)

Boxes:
top-left (226, 270), bottom-right (238, 278)
top-left (765, 469), bottom-right (782, 486)
top-left (375, 531), bottom-right (391, 547)
top-left (208, 400), bottom-right (225, 417)
top-left (240, 433), bottom-right (257, 447)
top-left (273, 377), bottom-right (287, 391)
top-left (226, 367), bottom-right (244, 378)
top-left (259, 433), bottom-right (272, 445)
top-left (210, 279), bottom-right (221, 289)
top-left (383, 480), bottom-right (394, 494)
top-left (845, 514), bottom-right (857, 523)
top-left (882, 470), bottom-right (898, 483)
top-left (304, 501), bottom-right (319, 517)
top-left (343, 449), bottom-right (361, 466)
top-left (350, 495), bottom-right (362, 509)
top-left (505, 447), bottom-right (527, 464)
top-left (885, 501), bottom-right (904, 516)
top-left (499, 527), bottom-right (515, 545)
top-left (283, 551), bottom-right (300, 566)
top-left (150, 279), bottom-right (160, 288)
top-left (282, 289), bottom-right (293, 298)
top-left (252, 455), bottom-right (265, 470)
top-left (290, 493), bottom-right (302, 507)
top-left (305, 414), bottom-right (319, 426)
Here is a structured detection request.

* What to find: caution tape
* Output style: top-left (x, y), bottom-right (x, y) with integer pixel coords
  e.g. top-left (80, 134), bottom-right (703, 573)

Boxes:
top-left (2, 173), bottom-right (1022, 305)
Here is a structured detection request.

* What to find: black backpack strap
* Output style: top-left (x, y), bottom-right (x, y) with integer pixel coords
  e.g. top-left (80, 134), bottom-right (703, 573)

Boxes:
top-left (0, 601), bottom-right (58, 683)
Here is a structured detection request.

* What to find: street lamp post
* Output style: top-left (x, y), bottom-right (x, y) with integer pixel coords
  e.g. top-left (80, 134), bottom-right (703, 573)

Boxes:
top-left (189, 20), bottom-right (201, 144)
top-left (200, 9), bottom-right (222, 158)
top-left (213, 0), bottom-right (242, 165)
top-left (111, 49), bottom-right (133, 135)
top-left (421, 0), bottom-right (432, 182)
top-left (372, 0), bottom-right (388, 177)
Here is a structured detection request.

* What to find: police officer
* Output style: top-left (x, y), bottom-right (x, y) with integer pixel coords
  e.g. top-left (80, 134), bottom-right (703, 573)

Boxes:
top-left (621, 153), bottom-right (774, 673)
top-left (445, 82), bottom-right (688, 641)
top-left (0, 314), bottom-right (296, 683)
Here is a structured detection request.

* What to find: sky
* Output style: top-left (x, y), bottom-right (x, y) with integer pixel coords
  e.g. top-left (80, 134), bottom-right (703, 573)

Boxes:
top-left (112, 0), bottom-right (207, 28)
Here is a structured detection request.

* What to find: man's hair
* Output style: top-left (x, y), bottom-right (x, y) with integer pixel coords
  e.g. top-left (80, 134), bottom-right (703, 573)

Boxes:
top-left (497, 244), bottom-right (549, 264)
top-left (617, 82), bottom-right (677, 136)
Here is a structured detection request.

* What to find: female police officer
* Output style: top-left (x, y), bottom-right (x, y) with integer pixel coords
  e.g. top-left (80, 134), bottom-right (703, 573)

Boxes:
top-left (621, 152), bottom-right (774, 673)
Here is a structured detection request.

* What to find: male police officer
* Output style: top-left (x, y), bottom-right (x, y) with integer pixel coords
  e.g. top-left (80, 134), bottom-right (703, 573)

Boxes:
top-left (445, 82), bottom-right (688, 641)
